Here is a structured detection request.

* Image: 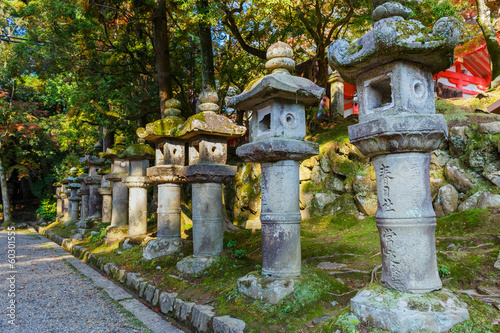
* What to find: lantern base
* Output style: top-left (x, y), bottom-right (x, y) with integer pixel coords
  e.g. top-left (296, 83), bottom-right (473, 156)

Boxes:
top-left (350, 284), bottom-right (469, 333)
top-left (237, 273), bottom-right (295, 305)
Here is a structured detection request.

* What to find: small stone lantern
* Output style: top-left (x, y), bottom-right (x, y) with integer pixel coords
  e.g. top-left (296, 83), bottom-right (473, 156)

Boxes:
top-left (138, 98), bottom-right (186, 259)
top-left (98, 164), bottom-right (112, 223)
top-left (82, 142), bottom-right (106, 219)
top-left (328, 0), bottom-right (468, 330)
top-left (66, 168), bottom-right (81, 223)
top-left (176, 88), bottom-right (246, 273)
top-left (227, 42), bottom-right (324, 295)
top-left (122, 137), bottom-right (154, 237)
top-left (76, 167), bottom-right (90, 222)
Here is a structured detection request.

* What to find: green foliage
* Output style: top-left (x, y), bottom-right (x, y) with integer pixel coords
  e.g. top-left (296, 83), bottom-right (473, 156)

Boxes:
top-left (226, 239), bottom-right (247, 259)
top-left (437, 264), bottom-right (450, 278)
top-left (36, 198), bottom-right (57, 221)
top-left (90, 224), bottom-right (107, 243)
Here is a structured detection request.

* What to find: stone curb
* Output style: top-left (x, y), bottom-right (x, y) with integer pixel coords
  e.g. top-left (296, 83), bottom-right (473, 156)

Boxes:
top-left (35, 226), bottom-right (246, 333)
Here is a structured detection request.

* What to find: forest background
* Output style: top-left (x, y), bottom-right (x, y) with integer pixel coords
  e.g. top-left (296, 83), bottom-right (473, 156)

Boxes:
top-left (0, 0), bottom-right (495, 223)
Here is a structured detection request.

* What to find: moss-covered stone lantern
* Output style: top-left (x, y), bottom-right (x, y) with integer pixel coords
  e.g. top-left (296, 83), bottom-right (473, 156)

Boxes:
top-left (76, 167), bottom-right (90, 222)
top-left (122, 136), bottom-right (155, 237)
top-left (328, 0), bottom-right (468, 330)
top-left (66, 167), bottom-right (81, 223)
top-left (175, 88), bottom-right (246, 274)
top-left (97, 164), bottom-right (112, 223)
top-left (81, 142), bottom-right (106, 219)
top-left (138, 98), bottom-right (186, 259)
top-left (227, 41), bottom-right (324, 303)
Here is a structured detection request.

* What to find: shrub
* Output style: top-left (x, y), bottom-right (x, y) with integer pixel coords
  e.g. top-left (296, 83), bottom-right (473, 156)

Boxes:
top-left (36, 199), bottom-right (57, 221)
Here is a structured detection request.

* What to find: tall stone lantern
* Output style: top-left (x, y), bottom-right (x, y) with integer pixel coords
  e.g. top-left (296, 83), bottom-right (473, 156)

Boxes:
top-left (227, 42), bottom-right (324, 303)
top-left (82, 142), bottom-right (106, 219)
top-left (176, 88), bottom-right (246, 273)
top-left (328, 1), bottom-right (468, 331)
top-left (138, 98), bottom-right (187, 259)
top-left (122, 137), bottom-right (154, 237)
top-left (103, 136), bottom-right (130, 243)
top-left (66, 168), bottom-right (81, 223)
top-left (76, 167), bottom-right (90, 223)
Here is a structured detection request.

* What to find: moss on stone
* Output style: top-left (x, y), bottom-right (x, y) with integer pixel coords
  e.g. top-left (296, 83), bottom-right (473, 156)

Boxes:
top-left (123, 143), bottom-right (154, 159)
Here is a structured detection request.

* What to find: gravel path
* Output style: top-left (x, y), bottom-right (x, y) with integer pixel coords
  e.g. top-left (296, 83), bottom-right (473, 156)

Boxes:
top-left (0, 227), bottom-right (152, 333)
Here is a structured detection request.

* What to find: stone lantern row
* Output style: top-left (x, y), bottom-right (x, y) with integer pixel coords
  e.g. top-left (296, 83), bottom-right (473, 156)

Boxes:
top-left (52, 41), bottom-right (323, 305)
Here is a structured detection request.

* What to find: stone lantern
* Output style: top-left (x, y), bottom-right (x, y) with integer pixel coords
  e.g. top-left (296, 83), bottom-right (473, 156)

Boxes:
top-left (82, 142), bottom-right (106, 219)
top-left (122, 137), bottom-right (154, 237)
top-left (102, 135), bottom-right (130, 242)
top-left (76, 167), bottom-right (90, 223)
top-left (328, 1), bottom-right (468, 331)
top-left (138, 98), bottom-right (187, 259)
top-left (176, 88), bottom-right (246, 273)
top-left (66, 167), bottom-right (81, 223)
top-left (98, 164), bottom-right (112, 223)
top-left (60, 178), bottom-right (71, 223)
top-left (53, 183), bottom-right (63, 220)
top-left (227, 42), bottom-right (324, 302)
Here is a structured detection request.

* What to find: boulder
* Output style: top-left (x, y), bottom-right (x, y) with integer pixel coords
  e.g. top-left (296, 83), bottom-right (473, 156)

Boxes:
top-left (448, 126), bottom-right (468, 156)
top-left (299, 181), bottom-right (314, 209)
top-left (458, 191), bottom-right (500, 211)
top-left (324, 175), bottom-right (346, 193)
top-left (354, 193), bottom-right (378, 216)
top-left (311, 164), bottom-right (327, 185)
top-left (430, 150), bottom-right (451, 170)
top-left (176, 256), bottom-right (217, 274)
top-left (320, 154), bottom-right (332, 173)
top-left (483, 165), bottom-right (500, 188)
top-left (444, 160), bottom-right (474, 193)
top-left (301, 156), bottom-right (318, 169)
top-left (314, 192), bottom-right (339, 211)
top-left (299, 164), bottom-right (312, 181)
top-left (478, 121), bottom-right (500, 134)
top-left (237, 274), bottom-right (294, 304)
top-left (142, 238), bottom-right (182, 260)
top-left (352, 174), bottom-right (376, 194)
top-left (433, 185), bottom-right (459, 218)
top-left (429, 176), bottom-right (444, 198)
top-left (323, 193), bottom-right (359, 215)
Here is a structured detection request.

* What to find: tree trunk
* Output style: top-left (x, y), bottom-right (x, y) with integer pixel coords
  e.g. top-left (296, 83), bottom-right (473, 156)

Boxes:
top-left (0, 157), bottom-right (12, 224)
top-left (477, 0), bottom-right (500, 84)
top-left (316, 44), bottom-right (329, 88)
top-left (153, 0), bottom-right (173, 117)
top-left (197, 0), bottom-right (216, 90)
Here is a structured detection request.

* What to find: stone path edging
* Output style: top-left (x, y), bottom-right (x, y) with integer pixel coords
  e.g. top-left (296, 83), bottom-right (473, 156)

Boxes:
top-left (35, 227), bottom-right (246, 333)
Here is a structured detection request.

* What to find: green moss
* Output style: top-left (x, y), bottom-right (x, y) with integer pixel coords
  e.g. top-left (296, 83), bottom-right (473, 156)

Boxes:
top-left (145, 117), bottom-right (184, 137)
top-left (436, 209), bottom-right (497, 236)
top-left (97, 165), bottom-right (111, 175)
top-left (123, 143), bottom-right (155, 159)
top-left (347, 43), bottom-right (363, 56)
top-left (449, 294), bottom-right (497, 333)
